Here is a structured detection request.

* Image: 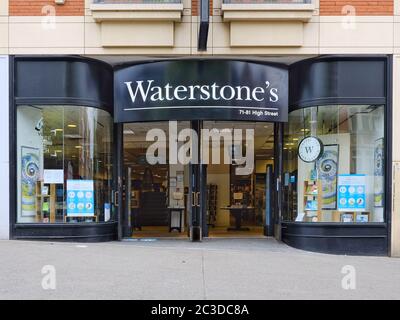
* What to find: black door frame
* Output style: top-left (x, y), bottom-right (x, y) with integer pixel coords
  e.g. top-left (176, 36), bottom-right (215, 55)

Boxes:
top-left (115, 123), bottom-right (124, 240)
top-left (273, 122), bottom-right (284, 240)
top-left (189, 120), bottom-right (204, 241)
top-left (115, 120), bottom-right (283, 241)
top-left (197, 121), bottom-right (282, 239)
top-left (115, 120), bottom-right (204, 240)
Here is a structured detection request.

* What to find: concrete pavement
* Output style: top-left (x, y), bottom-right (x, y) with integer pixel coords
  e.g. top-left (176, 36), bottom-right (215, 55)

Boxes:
top-left (0, 238), bottom-right (399, 299)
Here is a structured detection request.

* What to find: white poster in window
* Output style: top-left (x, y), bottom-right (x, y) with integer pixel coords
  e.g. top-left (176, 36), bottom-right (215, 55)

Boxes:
top-left (43, 169), bottom-right (64, 184)
top-left (104, 203), bottom-right (110, 222)
top-left (170, 177), bottom-right (177, 187)
top-left (21, 146), bottom-right (40, 217)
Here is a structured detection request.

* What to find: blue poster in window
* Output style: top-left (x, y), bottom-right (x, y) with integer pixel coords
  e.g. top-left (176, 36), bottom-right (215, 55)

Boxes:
top-left (337, 174), bottom-right (366, 212)
top-left (67, 180), bottom-right (95, 217)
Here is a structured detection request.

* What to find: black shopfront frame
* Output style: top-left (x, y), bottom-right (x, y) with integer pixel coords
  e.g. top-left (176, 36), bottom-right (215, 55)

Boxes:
top-left (8, 55), bottom-right (392, 256)
top-left (9, 56), bottom-right (118, 241)
top-left (282, 55), bottom-right (392, 256)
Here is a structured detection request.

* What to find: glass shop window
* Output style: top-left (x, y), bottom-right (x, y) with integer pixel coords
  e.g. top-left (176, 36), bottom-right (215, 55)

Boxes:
top-left (16, 105), bottom-right (114, 223)
top-left (283, 105), bottom-right (385, 223)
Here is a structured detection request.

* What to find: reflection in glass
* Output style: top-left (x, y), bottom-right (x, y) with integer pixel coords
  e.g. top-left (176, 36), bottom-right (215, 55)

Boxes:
top-left (17, 105), bottom-right (114, 223)
top-left (283, 105), bottom-right (385, 223)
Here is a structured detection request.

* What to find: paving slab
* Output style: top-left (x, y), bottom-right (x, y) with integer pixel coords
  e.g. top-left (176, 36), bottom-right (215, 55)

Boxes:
top-left (0, 239), bottom-right (399, 300)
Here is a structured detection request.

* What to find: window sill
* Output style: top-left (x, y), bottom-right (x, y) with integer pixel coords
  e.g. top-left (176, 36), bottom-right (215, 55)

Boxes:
top-left (221, 4), bottom-right (315, 22)
top-left (90, 3), bottom-right (184, 22)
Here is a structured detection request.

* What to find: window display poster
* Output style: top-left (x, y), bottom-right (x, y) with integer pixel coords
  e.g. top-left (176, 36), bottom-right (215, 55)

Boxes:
top-left (66, 180), bottom-right (95, 217)
top-left (43, 169), bottom-right (64, 184)
top-left (21, 146), bottom-right (40, 217)
top-left (316, 144), bottom-right (339, 209)
top-left (337, 174), bottom-right (366, 212)
top-left (374, 138), bottom-right (384, 207)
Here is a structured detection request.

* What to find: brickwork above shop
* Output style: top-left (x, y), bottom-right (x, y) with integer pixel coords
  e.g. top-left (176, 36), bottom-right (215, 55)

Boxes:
top-left (192, 0), bottom-right (198, 15)
top-left (1, 0), bottom-right (400, 55)
top-left (320, 0), bottom-right (394, 16)
top-left (9, 0), bottom-right (84, 16)
top-left (6, 0), bottom-right (397, 17)
top-left (191, 0), bottom-right (213, 16)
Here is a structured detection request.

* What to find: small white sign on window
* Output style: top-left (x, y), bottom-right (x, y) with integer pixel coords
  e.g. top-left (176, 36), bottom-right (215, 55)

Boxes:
top-left (43, 169), bottom-right (64, 184)
top-left (104, 203), bottom-right (111, 222)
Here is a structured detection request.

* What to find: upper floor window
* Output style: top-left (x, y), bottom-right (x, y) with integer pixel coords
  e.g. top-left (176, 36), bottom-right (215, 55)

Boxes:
top-left (93, 0), bottom-right (182, 3)
top-left (223, 0), bottom-right (311, 3)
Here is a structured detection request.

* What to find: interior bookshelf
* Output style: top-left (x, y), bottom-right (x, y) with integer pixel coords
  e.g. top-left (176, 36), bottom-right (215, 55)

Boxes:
top-left (207, 184), bottom-right (218, 227)
top-left (303, 180), bottom-right (322, 222)
top-left (35, 181), bottom-right (56, 223)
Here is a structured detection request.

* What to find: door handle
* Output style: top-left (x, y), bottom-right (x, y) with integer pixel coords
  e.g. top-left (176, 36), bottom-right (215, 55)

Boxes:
top-left (196, 192), bottom-right (201, 207)
top-left (114, 191), bottom-right (119, 207)
top-left (194, 192), bottom-right (199, 207)
top-left (192, 192), bottom-right (196, 207)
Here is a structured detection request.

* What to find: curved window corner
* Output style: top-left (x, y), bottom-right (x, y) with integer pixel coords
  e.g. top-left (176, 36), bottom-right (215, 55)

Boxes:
top-left (283, 105), bottom-right (385, 224)
top-left (16, 105), bottom-right (114, 224)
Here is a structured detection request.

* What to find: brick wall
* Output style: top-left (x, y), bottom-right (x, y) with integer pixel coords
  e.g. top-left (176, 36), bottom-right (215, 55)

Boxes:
top-left (9, 1), bottom-right (393, 18)
top-left (192, 0), bottom-right (213, 16)
top-left (192, 0), bottom-right (198, 15)
top-left (9, 0), bottom-right (84, 16)
top-left (320, 0), bottom-right (394, 16)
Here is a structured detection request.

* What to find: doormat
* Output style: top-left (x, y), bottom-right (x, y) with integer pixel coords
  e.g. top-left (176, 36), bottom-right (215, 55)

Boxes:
top-left (122, 238), bottom-right (158, 242)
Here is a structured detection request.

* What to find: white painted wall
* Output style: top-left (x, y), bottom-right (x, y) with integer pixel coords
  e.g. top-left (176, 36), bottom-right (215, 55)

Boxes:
top-left (207, 173), bottom-right (230, 227)
top-left (392, 55), bottom-right (400, 257)
top-left (0, 56), bottom-right (9, 239)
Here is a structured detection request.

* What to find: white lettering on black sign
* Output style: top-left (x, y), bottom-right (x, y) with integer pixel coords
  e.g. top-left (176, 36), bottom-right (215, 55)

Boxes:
top-left (124, 80), bottom-right (279, 104)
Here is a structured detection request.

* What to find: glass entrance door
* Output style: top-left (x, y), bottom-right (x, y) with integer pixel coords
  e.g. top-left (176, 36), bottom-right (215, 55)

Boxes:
top-left (116, 120), bottom-right (281, 240)
top-left (119, 121), bottom-right (191, 238)
top-left (202, 121), bottom-right (277, 238)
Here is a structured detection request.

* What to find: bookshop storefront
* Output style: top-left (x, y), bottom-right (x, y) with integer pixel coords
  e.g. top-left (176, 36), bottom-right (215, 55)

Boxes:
top-left (8, 55), bottom-right (392, 255)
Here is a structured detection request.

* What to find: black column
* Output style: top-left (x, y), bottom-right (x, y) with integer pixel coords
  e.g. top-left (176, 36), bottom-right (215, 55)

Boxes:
top-left (273, 122), bottom-right (284, 241)
top-left (115, 123), bottom-right (124, 240)
top-left (200, 162), bottom-right (208, 237)
top-left (190, 120), bottom-right (203, 241)
top-left (264, 164), bottom-right (274, 236)
top-left (198, 0), bottom-right (209, 51)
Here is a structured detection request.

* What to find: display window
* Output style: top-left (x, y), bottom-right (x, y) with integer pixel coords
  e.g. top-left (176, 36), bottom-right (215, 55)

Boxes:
top-left (283, 105), bottom-right (385, 223)
top-left (16, 105), bottom-right (114, 224)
